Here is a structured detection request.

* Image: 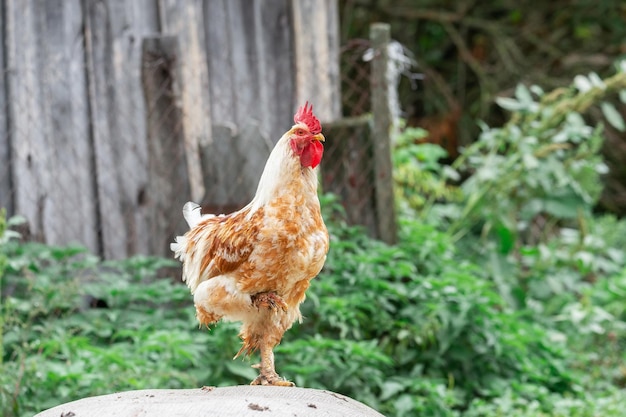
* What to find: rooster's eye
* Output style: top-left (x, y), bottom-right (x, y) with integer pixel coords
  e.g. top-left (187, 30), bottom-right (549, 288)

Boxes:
top-left (295, 129), bottom-right (305, 136)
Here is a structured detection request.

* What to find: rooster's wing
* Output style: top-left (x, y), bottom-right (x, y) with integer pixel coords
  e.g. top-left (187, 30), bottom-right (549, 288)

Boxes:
top-left (174, 203), bottom-right (264, 294)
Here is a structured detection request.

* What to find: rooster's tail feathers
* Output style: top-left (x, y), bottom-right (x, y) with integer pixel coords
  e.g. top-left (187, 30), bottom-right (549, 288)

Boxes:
top-left (170, 202), bottom-right (199, 261)
top-left (183, 202), bottom-right (203, 228)
top-left (170, 236), bottom-right (187, 261)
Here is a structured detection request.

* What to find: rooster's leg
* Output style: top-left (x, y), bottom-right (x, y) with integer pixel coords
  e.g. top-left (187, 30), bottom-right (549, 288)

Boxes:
top-left (251, 342), bottom-right (294, 387)
top-left (247, 292), bottom-right (293, 387)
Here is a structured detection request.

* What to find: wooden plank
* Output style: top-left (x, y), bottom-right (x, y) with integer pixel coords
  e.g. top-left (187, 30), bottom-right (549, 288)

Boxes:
top-left (84, 0), bottom-right (160, 258)
top-left (202, 0), bottom-right (340, 209)
top-left (214, 0), bottom-right (271, 206)
top-left (204, 0), bottom-right (293, 138)
top-left (199, 119), bottom-right (274, 211)
top-left (39, 0), bottom-right (98, 250)
top-left (141, 36), bottom-right (190, 257)
top-left (0, 0), bottom-right (12, 214)
top-left (203, 0), bottom-right (235, 128)
top-left (158, 0), bottom-right (211, 202)
top-left (225, 0), bottom-right (258, 129)
top-left (250, 0), bottom-right (293, 138)
top-left (201, 0), bottom-right (282, 208)
top-left (235, 120), bottom-right (275, 199)
top-left (292, 0), bottom-right (341, 122)
top-left (5, 0), bottom-right (99, 251)
top-left (223, 0), bottom-right (279, 200)
top-left (5, 0), bottom-right (45, 240)
top-left (369, 23), bottom-right (397, 244)
top-left (198, 124), bottom-right (237, 210)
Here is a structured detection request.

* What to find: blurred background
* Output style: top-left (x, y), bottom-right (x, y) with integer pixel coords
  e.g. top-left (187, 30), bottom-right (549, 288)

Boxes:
top-left (2, 0), bottom-right (624, 259)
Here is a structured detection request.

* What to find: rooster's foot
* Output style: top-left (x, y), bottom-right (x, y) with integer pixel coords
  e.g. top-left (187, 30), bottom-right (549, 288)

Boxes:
top-left (251, 292), bottom-right (288, 313)
top-left (250, 370), bottom-right (295, 387)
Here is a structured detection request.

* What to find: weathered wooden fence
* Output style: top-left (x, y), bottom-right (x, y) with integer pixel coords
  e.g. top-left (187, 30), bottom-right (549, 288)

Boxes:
top-left (0, 1), bottom-right (402, 257)
top-left (0, 0), bottom-right (342, 258)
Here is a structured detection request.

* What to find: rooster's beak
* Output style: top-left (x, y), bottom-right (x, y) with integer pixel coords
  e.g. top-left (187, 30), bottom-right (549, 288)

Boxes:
top-left (313, 133), bottom-right (325, 142)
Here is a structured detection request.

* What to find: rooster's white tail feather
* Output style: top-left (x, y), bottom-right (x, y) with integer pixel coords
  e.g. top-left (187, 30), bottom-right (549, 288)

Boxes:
top-left (183, 202), bottom-right (203, 228)
top-left (170, 236), bottom-right (187, 261)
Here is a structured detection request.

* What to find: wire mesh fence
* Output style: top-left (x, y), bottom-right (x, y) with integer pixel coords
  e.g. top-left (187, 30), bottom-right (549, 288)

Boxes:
top-left (0, 4), bottom-right (396, 258)
top-left (339, 39), bottom-right (373, 118)
top-left (321, 39), bottom-right (378, 234)
top-left (322, 29), bottom-right (398, 244)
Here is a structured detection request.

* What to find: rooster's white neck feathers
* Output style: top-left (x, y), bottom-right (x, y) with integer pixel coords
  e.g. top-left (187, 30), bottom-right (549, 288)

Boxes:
top-left (247, 132), bottom-right (318, 215)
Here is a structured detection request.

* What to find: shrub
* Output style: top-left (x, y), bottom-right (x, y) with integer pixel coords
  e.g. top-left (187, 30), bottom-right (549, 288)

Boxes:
top-left (285, 214), bottom-right (575, 416)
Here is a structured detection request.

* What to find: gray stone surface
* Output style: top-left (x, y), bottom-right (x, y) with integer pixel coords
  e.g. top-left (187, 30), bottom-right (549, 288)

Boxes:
top-left (35, 386), bottom-right (386, 417)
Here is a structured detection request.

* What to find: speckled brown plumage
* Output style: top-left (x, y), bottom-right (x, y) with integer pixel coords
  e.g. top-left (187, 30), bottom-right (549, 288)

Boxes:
top-left (171, 103), bottom-right (329, 387)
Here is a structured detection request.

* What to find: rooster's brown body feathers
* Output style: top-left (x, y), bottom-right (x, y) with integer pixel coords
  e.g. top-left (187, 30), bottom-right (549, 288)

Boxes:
top-left (171, 103), bottom-right (329, 386)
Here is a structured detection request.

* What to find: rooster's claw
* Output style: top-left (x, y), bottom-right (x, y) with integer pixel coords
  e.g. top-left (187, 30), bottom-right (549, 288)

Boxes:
top-left (251, 292), bottom-right (288, 313)
top-left (250, 371), bottom-right (295, 387)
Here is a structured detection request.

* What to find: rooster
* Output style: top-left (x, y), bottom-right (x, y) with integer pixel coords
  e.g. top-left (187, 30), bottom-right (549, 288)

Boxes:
top-left (171, 103), bottom-right (329, 386)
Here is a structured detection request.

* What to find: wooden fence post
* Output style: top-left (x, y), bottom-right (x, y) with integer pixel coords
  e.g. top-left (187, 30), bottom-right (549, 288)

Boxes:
top-left (370, 23), bottom-right (398, 245)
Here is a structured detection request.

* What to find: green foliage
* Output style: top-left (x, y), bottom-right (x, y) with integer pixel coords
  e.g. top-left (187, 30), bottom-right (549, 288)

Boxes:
top-left (0, 215), bottom-right (575, 417)
top-left (0, 241), bottom-right (256, 416)
top-left (451, 66), bottom-right (626, 248)
top-left (465, 387), bottom-right (626, 417)
top-left (282, 213), bottom-right (580, 416)
top-left (393, 126), bottom-right (462, 215)
top-left (2, 201), bottom-right (626, 416)
top-left (5, 214), bottom-right (625, 416)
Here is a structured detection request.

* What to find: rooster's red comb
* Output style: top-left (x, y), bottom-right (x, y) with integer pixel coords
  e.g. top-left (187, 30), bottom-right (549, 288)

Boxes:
top-left (294, 102), bottom-right (322, 134)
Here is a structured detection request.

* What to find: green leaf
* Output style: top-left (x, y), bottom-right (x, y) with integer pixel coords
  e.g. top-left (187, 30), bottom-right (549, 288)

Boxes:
top-left (574, 75), bottom-right (592, 92)
top-left (544, 197), bottom-right (583, 219)
top-left (522, 153), bottom-right (539, 169)
top-left (496, 225), bottom-right (515, 255)
top-left (530, 85), bottom-right (544, 96)
top-left (380, 380), bottom-right (407, 401)
top-left (225, 361), bottom-right (258, 381)
top-left (7, 215), bottom-right (27, 227)
top-left (515, 84), bottom-right (533, 104)
top-left (601, 102), bottom-right (625, 131)
top-left (588, 72), bottom-right (605, 89)
top-left (495, 97), bottom-right (525, 111)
